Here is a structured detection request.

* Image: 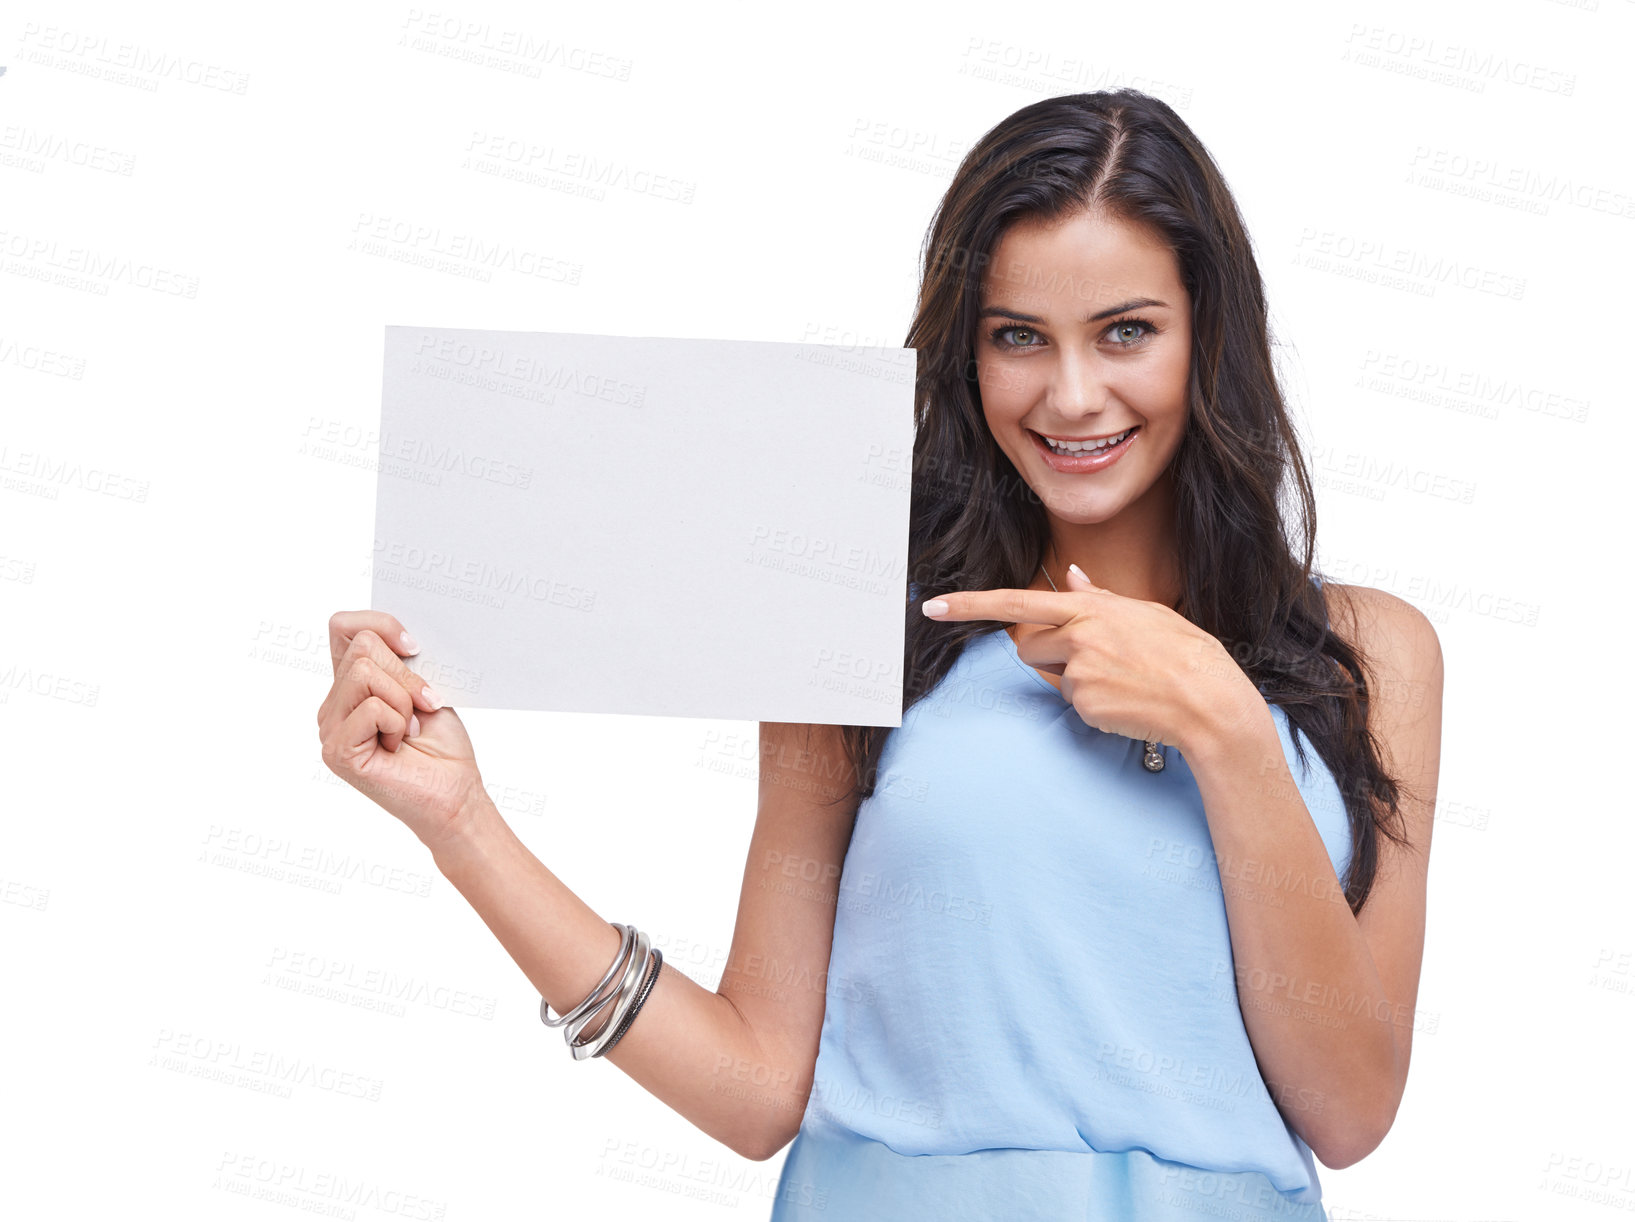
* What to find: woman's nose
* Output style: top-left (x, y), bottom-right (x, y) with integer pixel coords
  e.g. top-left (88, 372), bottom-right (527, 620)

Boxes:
top-left (1044, 348), bottom-right (1108, 418)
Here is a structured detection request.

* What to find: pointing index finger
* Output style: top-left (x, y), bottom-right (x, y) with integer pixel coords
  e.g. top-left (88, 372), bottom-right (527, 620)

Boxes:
top-left (921, 587), bottom-right (1078, 627)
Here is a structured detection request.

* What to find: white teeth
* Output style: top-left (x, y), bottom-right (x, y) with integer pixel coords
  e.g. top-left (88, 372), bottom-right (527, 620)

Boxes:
top-left (1044, 427), bottom-right (1132, 455)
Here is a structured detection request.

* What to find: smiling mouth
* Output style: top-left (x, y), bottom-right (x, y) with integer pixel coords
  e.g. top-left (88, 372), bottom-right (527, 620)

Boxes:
top-left (1031, 426), bottom-right (1139, 457)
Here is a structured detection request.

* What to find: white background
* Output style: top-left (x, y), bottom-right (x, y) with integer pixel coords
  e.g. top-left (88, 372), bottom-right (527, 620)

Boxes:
top-left (2, 2), bottom-right (1631, 1219)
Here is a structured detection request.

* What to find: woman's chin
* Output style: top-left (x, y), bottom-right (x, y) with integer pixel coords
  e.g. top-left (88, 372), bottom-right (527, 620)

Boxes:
top-left (1036, 486), bottom-right (1127, 522)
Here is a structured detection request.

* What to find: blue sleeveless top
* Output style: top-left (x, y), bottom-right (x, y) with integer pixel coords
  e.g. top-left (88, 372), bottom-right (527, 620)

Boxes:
top-left (770, 578), bottom-right (1348, 1221)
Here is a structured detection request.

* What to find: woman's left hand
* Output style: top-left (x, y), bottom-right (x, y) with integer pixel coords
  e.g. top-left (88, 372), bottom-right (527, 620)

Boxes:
top-left (921, 563), bottom-right (1262, 752)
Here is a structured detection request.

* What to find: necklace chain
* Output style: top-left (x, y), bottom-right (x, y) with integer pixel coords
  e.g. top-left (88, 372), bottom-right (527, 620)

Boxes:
top-left (1038, 556), bottom-right (1059, 594)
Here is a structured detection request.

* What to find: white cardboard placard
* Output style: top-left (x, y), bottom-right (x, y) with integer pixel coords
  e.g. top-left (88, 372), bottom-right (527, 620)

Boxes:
top-left (370, 325), bottom-right (916, 726)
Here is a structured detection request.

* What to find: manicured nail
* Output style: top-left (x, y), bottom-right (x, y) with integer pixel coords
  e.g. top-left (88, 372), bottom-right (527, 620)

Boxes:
top-left (1068, 564), bottom-right (1086, 580)
top-left (409, 714), bottom-right (421, 738)
top-left (923, 599), bottom-right (949, 617)
top-left (421, 685), bottom-right (443, 711)
top-left (400, 631), bottom-right (419, 655)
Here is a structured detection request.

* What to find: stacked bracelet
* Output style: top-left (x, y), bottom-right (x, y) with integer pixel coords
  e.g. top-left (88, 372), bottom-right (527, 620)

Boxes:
top-left (539, 922), bottom-right (632, 1031)
top-left (539, 922), bottom-right (662, 1061)
top-left (568, 927), bottom-right (650, 1060)
top-left (598, 948), bottom-right (663, 1057)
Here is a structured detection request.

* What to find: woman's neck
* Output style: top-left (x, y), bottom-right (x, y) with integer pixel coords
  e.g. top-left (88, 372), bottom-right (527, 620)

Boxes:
top-left (1039, 475), bottom-right (1182, 607)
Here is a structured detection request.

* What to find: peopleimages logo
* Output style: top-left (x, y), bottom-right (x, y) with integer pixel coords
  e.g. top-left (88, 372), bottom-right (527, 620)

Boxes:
top-left (15, 26), bottom-right (250, 94)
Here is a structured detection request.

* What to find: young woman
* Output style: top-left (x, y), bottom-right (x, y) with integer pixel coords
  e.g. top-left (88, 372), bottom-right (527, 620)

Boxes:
top-left (317, 89), bottom-right (1442, 1221)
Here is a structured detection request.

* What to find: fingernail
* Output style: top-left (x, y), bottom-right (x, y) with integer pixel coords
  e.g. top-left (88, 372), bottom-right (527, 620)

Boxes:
top-left (922, 599), bottom-right (949, 617)
top-left (400, 631), bottom-right (419, 655)
top-left (421, 685), bottom-right (443, 711)
top-left (409, 714), bottom-right (421, 738)
top-left (1068, 564), bottom-right (1086, 580)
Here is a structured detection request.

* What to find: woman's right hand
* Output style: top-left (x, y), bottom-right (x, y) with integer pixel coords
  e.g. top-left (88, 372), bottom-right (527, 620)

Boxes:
top-left (317, 610), bottom-right (485, 850)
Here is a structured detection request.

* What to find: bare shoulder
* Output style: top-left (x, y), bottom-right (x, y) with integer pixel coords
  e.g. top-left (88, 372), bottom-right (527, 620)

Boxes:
top-left (1322, 581), bottom-right (1444, 789)
top-left (1321, 580), bottom-right (1443, 680)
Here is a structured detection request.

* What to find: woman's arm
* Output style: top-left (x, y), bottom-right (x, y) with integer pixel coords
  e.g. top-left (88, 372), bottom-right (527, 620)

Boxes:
top-left (427, 720), bottom-right (859, 1161)
top-left (1180, 583), bottom-right (1443, 1169)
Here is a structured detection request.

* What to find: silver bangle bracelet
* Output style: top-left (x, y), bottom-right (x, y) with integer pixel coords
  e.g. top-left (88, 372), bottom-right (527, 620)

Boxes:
top-left (569, 928), bottom-right (650, 1060)
top-left (539, 921), bottom-right (635, 1030)
top-left (562, 930), bottom-right (636, 1047)
top-left (597, 948), bottom-right (663, 1058)
top-left (569, 928), bottom-right (651, 1061)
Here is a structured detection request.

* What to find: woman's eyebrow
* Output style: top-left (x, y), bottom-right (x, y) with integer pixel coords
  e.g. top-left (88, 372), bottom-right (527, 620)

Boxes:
top-left (977, 297), bottom-right (1170, 324)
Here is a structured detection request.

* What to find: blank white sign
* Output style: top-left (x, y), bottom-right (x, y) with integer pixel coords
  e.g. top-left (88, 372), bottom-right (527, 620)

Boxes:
top-left (370, 325), bottom-right (916, 726)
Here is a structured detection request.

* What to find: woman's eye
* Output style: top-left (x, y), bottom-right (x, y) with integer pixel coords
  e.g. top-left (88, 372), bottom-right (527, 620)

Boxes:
top-left (993, 326), bottom-right (1040, 348)
top-left (988, 319), bottom-right (1154, 350)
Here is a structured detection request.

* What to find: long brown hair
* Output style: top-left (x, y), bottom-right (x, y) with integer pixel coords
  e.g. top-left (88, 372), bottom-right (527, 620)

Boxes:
top-left (830, 89), bottom-right (1416, 916)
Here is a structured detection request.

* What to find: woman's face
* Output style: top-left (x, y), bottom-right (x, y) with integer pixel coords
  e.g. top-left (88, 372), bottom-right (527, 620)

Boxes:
top-left (975, 208), bottom-right (1193, 525)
